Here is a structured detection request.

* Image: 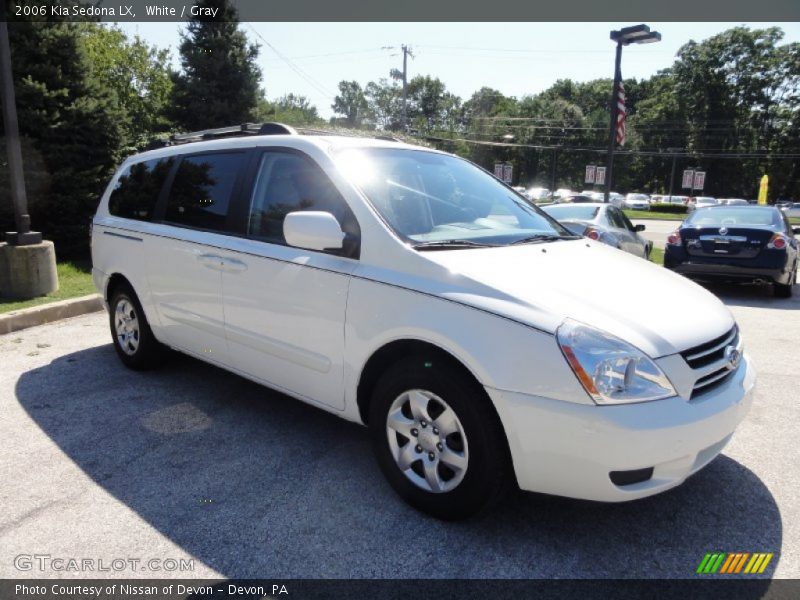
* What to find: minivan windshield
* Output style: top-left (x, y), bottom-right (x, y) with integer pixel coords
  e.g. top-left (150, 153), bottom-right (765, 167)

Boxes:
top-left (334, 147), bottom-right (574, 247)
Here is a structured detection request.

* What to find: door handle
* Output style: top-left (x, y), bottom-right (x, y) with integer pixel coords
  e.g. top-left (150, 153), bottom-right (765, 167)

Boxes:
top-left (197, 254), bottom-right (225, 270)
top-left (221, 257), bottom-right (248, 273)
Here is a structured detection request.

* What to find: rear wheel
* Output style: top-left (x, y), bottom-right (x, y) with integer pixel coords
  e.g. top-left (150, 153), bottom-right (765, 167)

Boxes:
top-left (774, 273), bottom-right (795, 298)
top-left (369, 356), bottom-right (513, 520)
top-left (109, 283), bottom-right (162, 369)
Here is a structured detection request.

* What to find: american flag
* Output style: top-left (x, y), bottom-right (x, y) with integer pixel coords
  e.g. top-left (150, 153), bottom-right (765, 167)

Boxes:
top-left (615, 80), bottom-right (626, 146)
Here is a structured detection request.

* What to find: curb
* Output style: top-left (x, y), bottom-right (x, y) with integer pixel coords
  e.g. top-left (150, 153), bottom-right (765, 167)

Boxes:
top-left (0, 294), bottom-right (105, 336)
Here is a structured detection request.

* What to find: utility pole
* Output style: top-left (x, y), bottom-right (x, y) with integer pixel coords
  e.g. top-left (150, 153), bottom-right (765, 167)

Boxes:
top-left (0, 10), bottom-right (39, 246)
top-left (667, 148), bottom-right (681, 198)
top-left (389, 44), bottom-right (413, 132)
top-left (604, 39), bottom-right (623, 204)
top-left (0, 8), bottom-right (57, 299)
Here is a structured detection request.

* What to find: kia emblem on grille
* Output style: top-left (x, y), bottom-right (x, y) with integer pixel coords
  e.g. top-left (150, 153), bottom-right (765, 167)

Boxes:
top-left (724, 345), bottom-right (741, 370)
top-left (719, 227), bottom-right (728, 235)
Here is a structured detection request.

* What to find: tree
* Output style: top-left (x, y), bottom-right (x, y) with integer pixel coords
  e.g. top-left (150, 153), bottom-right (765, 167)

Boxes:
top-left (1, 16), bottom-right (127, 255)
top-left (406, 75), bottom-right (462, 134)
top-left (331, 80), bottom-right (368, 128)
top-left (255, 93), bottom-right (323, 126)
top-left (169, 0), bottom-right (261, 131)
top-left (81, 26), bottom-right (173, 150)
top-left (364, 79), bottom-right (402, 130)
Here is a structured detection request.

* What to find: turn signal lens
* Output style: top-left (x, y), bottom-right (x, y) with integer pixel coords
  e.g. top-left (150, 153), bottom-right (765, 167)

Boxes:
top-left (666, 231), bottom-right (682, 245)
top-left (767, 234), bottom-right (788, 250)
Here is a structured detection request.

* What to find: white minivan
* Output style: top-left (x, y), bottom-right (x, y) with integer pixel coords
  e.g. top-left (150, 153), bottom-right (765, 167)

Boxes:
top-left (92, 126), bottom-right (755, 520)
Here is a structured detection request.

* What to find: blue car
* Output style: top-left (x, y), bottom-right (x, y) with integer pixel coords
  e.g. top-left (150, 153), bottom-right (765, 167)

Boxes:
top-left (664, 205), bottom-right (799, 298)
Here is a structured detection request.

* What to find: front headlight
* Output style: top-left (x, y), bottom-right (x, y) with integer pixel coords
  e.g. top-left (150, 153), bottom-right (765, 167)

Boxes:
top-left (557, 319), bottom-right (676, 405)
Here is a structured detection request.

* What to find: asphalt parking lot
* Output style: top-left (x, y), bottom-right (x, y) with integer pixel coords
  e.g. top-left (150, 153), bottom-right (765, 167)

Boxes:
top-left (1, 281), bottom-right (798, 580)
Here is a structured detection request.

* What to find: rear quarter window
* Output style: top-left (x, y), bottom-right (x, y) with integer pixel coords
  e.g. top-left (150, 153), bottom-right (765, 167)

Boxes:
top-left (108, 157), bottom-right (174, 221)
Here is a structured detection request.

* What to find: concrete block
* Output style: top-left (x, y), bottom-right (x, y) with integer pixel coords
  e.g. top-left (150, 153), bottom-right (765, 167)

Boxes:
top-left (0, 240), bottom-right (59, 299)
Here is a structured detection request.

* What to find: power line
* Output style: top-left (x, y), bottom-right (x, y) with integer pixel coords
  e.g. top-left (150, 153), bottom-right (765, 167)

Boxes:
top-left (247, 24), bottom-right (337, 101)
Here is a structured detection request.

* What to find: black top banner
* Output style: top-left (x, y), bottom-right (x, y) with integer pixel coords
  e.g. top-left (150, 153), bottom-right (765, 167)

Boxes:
top-left (5, 0), bottom-right (800, 22)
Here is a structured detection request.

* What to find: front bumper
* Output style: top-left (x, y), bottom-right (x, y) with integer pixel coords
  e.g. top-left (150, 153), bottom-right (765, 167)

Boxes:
top-left (487, 354), bottom-right (756, 502)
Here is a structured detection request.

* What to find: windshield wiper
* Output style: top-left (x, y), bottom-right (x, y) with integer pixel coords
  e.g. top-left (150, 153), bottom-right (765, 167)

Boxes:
top-left (413, 239), bottom-right (500, 251)
top-left (510, 233), bottom-right (579, 245)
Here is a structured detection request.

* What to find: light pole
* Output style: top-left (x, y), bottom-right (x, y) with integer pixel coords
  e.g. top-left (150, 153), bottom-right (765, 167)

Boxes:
top-left (0, 9), bottom-right (57, 299)
top-left (604, 24), bottom-right (661, 203)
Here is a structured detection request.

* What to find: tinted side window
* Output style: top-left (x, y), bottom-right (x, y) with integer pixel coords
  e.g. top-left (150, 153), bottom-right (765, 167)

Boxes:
top-left (247, 152), bottom-right (359, 246)
top-left (108, 158), bottom-right (174, 221)
top-left (618, 209), bottom-right (636, 232)
top-left (607, 207), bottom-right (627, 230)
top-left (164, 152), bottom-right (244, 232)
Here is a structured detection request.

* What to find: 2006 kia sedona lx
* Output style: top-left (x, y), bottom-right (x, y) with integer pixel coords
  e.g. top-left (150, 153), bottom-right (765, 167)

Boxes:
top-left (92, 124), bottom-right (755, 520)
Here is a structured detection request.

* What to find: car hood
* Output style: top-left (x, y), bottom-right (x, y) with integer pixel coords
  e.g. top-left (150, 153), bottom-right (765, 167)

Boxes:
top-left (419, 239), bottom-right (734, 358)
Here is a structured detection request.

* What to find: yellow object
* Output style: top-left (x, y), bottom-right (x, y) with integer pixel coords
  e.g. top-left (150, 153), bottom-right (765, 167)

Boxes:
top-left (758, 174), bottom-right (768, 205)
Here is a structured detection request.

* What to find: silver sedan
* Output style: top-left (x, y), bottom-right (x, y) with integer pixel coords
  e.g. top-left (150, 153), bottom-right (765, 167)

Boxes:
top-left (542, 202), bottom-right (653, 259)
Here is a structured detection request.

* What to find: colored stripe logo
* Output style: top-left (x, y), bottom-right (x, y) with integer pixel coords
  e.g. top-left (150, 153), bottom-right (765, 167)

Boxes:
top-left (696, 552), bottom-right (774, 574)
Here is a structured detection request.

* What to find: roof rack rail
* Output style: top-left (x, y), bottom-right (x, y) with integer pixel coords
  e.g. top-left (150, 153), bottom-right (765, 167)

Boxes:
top-left (150, 122), bottom-right (298, 148)
top-left (146, 122), bottom-right (404, 150)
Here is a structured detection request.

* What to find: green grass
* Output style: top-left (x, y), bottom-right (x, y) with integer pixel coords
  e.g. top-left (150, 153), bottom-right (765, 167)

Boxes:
top-left (649, 246), bottom-right (665, 266)
top-left (0, 260), bottom-right (96, 314)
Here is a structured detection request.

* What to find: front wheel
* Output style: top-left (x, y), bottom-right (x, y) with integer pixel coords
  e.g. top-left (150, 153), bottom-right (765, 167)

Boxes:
top-left (369, 356), bottom-right (512, 520)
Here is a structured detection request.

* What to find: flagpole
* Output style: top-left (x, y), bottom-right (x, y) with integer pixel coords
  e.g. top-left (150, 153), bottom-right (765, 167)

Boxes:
top-left (604, 39), bottom-right (623, 204)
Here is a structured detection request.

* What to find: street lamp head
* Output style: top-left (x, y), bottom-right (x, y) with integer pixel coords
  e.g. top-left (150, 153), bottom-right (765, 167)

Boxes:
top-left (611, 24), bottom-right (662, 45)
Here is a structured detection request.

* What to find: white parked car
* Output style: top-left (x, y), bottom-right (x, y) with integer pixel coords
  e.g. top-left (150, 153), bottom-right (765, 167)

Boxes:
top-left (781, 203), bottom-right (800, 218)
top-left (624, 193), bottom-right (651, 210)
top-left (92, 126), bottom-right (756, 520)
top-left (608, 192), bottom-right (626, 207)
top-left (526, 187), bottom-right (551, 201)
top-left (665, 195), bottom-right (690, 205)
top-left (688, 197), bottom-right (718, 212)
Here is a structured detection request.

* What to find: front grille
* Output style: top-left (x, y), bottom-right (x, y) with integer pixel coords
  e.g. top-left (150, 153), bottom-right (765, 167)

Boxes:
top-left (681, 326), bottom-right (740, 398)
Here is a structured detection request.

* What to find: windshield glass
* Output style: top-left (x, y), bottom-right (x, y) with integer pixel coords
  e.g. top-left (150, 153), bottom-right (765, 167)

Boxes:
top-left (542, 205), bottom-right (600, 220)
top-left (334, 148), bottom-right (571, 245)
top-left (686, 207), bottom-right (782, 227)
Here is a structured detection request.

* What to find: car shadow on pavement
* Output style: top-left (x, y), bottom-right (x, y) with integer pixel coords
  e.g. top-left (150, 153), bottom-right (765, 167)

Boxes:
top-left (701, 281), bottom-right (800, 310)
top-left (15, 344), bottom-right (782, 580)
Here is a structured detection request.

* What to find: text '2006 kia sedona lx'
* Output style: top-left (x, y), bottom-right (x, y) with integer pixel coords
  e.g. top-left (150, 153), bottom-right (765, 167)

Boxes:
top-left (92, 124), bottom-right (755, 520)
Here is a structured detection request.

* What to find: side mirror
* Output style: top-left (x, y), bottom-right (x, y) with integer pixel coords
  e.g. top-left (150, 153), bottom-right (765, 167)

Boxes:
top-left (793, 227), bottom-right (800, 235)
top-left (635, 224), bottom-right (646, 232)
top-left (284, 211), bottom-right (345, 251)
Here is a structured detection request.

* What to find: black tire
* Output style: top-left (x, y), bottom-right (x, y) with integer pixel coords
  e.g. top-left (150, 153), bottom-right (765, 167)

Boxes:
top-left (108, 283), bottom-right (162, 370)
top-left (774, 278), bottom-right (794, 298)
top-left (369, 355), bottom-right (513, 520)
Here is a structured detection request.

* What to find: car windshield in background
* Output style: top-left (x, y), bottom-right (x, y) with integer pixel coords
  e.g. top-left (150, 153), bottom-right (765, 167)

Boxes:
top-left (335, 148), bottom-right (572, 247)
top-left (686, 207), bottom-right (782, 227)
top-left (542, 205), bottom-right (600, 221)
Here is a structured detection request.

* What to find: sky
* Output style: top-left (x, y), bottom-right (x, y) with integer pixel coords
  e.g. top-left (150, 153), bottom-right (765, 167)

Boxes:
top-left (115, 22), bottom-right (800, 120)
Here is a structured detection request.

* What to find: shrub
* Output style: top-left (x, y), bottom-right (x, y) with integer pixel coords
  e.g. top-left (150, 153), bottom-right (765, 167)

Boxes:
top-left (648, 203), bottom-right (689, 214)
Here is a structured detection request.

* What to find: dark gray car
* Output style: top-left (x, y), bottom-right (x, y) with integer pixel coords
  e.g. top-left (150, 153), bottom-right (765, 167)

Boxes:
top-left (542, 202), bottom-right (652, 258)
